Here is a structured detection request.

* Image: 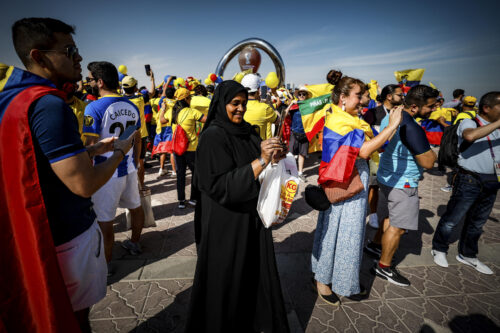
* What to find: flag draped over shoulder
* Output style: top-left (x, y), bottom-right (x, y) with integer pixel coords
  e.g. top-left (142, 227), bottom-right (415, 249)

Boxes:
top-left (420, 107), bottom-right (453, 145)
top-left (298, 94), bottom-right (331, 141)
top-left (394, 68), bottom-right (425, 88)
top-left (0, 64), bottom-right (80, 332)
top-left (318, 104), bottom-right (374, 184)
top-left (305, 83), bottom-right (334, 98)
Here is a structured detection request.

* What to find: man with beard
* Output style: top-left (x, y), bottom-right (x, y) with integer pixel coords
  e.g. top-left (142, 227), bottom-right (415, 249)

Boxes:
top-left (371, 85), bottom-right (438, 287)
top-left (1, 18), bottom-right (135, 332)
top-left (362, 85), bottom-right (405, 230)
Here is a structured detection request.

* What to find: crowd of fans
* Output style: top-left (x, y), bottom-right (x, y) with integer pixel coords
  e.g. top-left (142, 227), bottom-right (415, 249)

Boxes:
top-left (2, 17), bottom-right (499, 333)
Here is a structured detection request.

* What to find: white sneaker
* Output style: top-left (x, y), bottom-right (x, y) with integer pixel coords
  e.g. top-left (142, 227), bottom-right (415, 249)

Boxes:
top-left (157, 168), bottom-right (167, 177)
top-left (456, 254), bottom-right (493, 275)
top-left (368, 213), bottom-right (379, 228)
top-left (171, 171), bottom-right (177, 177)
top-left (431, 249), bottom-right (449, 267)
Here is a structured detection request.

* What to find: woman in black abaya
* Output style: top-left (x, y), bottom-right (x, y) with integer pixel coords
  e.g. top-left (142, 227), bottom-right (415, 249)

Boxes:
top-left (185, 80), bottom-right (289, 332)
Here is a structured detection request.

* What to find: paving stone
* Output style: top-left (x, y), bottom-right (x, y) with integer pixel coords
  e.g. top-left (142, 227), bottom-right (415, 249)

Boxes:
top-left (91, 318), bottom-right (139, 332)
top-left (90, 282), bottom-right (150, 320)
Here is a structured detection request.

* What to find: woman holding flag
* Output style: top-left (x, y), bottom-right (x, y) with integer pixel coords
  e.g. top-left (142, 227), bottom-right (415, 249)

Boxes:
top-left (311, 77), bottom-right (403, 304)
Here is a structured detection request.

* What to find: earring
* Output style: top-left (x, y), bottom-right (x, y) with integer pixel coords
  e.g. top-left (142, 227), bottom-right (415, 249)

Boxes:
top-left (342, 102), bottom-right (346, 111)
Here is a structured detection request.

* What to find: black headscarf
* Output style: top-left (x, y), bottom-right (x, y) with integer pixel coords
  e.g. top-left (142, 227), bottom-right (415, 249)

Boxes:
top-left (202, 80), bottom-right (254, 137)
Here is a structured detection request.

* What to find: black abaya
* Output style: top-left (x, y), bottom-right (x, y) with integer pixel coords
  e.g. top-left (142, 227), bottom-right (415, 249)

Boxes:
top-left (185, 82), bottom-right (289, 333)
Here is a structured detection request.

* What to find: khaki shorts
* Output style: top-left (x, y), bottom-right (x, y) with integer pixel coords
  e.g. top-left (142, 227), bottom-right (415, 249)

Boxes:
top-left (55, 221), bottom-right (107, 311)
top-left (377, 183), bottom-right (420, 231)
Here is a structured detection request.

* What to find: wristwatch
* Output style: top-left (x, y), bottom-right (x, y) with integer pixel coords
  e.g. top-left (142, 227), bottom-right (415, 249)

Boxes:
top-left (258, 157), bottom-right (267, 168)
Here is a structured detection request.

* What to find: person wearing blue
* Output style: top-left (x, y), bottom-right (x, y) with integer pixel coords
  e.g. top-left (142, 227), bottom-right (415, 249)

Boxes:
top-left (432, 92), bottom-right (500, 275)
top-left (83, 61), bottom-right (145, 265)
top-left (373, 85), bottom-right (438, 287)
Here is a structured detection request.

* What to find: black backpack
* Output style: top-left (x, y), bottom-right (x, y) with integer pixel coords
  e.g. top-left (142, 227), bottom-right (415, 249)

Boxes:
top-left (438, 112), bottom-right (477, 168)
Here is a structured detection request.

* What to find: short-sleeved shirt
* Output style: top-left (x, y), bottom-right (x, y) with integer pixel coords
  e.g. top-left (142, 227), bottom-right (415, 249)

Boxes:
top-left (190, 95), bottom-right (211, 115)
top-left (377, 111), bottom-right (431, 188)
top-left (289, 104), bottom-right (305, 134)
top-left (156, 98), bottom-right (175, 133)
top-left (82, 94), bottom-right (141, 177)
top-left (458, 115), bottom-right (500, 174)
top-left (150, 97), bottom-right (161, 126)
top-left (124, 94), bottom-right (148, 138)
top-left (30, 94), bottom-right (96, 246)
top-left (68, 95), bottom-right (86, 136)
top-left (244, 99), bottom-right (277, 140)
top-left (172, 107), bottom-right (204, 151)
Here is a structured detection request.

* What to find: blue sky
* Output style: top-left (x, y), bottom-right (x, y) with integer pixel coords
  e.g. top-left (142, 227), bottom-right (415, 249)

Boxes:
top-left (1, 0), bottom-right (499, 100)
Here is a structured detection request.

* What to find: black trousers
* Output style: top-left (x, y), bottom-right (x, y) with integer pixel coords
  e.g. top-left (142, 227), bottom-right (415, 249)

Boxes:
top-left (174, 151), bottom-right (199, 202)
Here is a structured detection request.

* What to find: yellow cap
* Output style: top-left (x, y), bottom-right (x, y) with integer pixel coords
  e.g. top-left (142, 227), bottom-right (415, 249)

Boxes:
top-left (174, 87), bottom-right (190, 101)
top-left (122, 76), bottom-right (137, 88)
top-left (463, 96), bottom-right (477, 106)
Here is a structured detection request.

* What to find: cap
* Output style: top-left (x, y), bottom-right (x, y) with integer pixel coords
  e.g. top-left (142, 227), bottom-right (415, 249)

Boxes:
top-left (241, 74), bottom-right (261, 93)
top-left (174, 87), bottom-right (190, 101)
top-left (297, 85), bottom-right (311, 97)
top-left (122, 76), bottom-right (137, 88)
top-left (463, 96), bottom-right (477, 106)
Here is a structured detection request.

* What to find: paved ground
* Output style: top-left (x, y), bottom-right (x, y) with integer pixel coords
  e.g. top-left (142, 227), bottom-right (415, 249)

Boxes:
top-left (90, 152), bottom-right (500, 333)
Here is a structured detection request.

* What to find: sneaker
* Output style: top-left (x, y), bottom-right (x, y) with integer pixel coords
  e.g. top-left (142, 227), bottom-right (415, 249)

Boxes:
top-left (440, 185), bottom-right (452, 193)
top-left (188, 200), bottom-right (197, 206)
top-left (178, 201), bottom-right (186, 209)
top-left (373, 264), bottom-right (411, 287)
top-left (157, 168), bottom-right (167, 177)
top-left (171, 172), bottom-right (177, 178)
top-left (121, 239), bottom-right (142, 256)
top-left (364, 241), bottom-right (382, 258)
top-left (456, 254), bottom-right (493, 275)
top-left (368, 213), bottom-right (379, 228)
top-left (431, 249), bottom-right (449, 267)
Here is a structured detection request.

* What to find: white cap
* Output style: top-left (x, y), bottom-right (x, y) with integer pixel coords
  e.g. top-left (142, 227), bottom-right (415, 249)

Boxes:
top-left (241, 74), bottom-right (261, 93)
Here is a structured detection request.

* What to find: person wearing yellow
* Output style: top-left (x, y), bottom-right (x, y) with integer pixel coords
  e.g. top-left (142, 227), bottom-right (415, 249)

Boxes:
top-left (241, 74), bottom-right (278, 140)
top-left (153, 87), bottom-right (176, 177)
top-left (191, 85), bottom-right (211, 133)
top-left (172, 88), bottom-right (207, 209)
top-left (453, 96), bottom-right (477, 124)
top-left (63, 82), bottom-right (87, 138)
top-left (122, 76), bottom-right (149, 190)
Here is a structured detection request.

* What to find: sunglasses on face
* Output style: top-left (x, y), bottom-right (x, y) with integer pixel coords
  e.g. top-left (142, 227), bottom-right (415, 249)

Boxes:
top-left (86, 77), bottom-right (96, 82)
top-left (298, 92), bottom-right (308, 97)
top-left (39, 45), bottom-right (79, 59)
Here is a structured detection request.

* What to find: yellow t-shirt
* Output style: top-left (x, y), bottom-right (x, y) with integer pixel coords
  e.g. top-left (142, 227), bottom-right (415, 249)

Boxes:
top-left (244, 99), bottom-right (277, 140)
top-left (156, 98), bottom-right (175, 134)
top-left (68, 96), bottom-right (86, 137)
top-left (429, 107), bottom-right (454, 123)
top-left (453, 110), bottom-right (477, 125)
top-left (150, 97), bottom-right (161, 126)
top-left (172, 107), bottom-right (204, 151)
top-left (125, 94), bottom-right (148, 138)
top-left (190, 95), bottom-right (211, 115)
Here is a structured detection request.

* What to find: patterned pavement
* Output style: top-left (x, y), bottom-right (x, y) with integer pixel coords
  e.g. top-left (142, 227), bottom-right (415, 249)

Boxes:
top-left (90, 152), bottom-right (500, 332)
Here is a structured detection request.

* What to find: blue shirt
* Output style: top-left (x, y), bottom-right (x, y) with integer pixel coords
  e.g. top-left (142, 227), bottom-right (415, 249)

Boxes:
top-left (30, 94), bottom-right (96, 246)
top-left (290, 105), bottom-right (305, 134)
top-left (83, 95), bottom-right (141, 177)
top-left (377, 111), bottom-right (431, 188)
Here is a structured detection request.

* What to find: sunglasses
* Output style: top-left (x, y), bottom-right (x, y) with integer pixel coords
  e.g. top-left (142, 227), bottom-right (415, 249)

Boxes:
top-left (39, 45), bottom-right (79, 59)
top-left (86, 77), bottom-right (96, 82)
top-left (298, 92), bottom-right (308, 97)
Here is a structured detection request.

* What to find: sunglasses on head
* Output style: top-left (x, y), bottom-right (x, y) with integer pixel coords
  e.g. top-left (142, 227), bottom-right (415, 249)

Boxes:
top-left (39, 45), bottom-right (79, 59)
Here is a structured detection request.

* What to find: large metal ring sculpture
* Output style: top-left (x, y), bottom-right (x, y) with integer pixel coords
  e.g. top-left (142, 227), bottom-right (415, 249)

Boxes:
top-left (215, 37), bottom-right (285, 86)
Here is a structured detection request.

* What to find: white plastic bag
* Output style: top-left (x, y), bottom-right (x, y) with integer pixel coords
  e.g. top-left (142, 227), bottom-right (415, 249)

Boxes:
top-left (126, 188), bottom-right (156, 229)
top-left (257, 153), bottom-right (300, 228)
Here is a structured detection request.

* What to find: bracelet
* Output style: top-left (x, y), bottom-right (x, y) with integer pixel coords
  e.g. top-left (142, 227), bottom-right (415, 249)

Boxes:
top-left (114, 148), bottom-right (125, 158)
top-left (258, 157), bottom-right (267, 168)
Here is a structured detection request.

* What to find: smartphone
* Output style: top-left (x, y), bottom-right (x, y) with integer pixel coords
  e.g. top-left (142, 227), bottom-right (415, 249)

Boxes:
top-left (260, 85), bottom-right (267, 99)
top-left (145, 64), bottom-right (151, 76)
top-left (119, 125), bottom-right (136, 140)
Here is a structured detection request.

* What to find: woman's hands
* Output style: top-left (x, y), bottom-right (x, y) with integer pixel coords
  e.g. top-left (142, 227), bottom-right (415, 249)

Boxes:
top-left (388, 105), bottom-right (403, 130)
top-left (260, 137), bottom-right (285, 164)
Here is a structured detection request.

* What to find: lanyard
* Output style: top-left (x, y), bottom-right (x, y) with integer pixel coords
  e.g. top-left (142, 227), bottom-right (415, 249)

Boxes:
top-left (475, 117), bottom-right (497, 160)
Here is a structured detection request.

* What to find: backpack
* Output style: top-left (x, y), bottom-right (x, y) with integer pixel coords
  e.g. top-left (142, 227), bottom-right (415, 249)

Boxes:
top-left (437, 112), bottom-right (477, 168)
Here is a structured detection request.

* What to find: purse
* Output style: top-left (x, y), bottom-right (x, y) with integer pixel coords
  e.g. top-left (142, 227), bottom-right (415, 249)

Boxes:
top-left (322, 166), bottom-right (364, 203)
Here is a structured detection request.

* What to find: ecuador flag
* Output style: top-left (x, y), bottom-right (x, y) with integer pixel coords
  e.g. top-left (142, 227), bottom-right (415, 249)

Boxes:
top-left (318, 104), bottom-right (374, 184)
top-left (305, 83), bottom-right (334, 98)
top-left (394, 69), bottom-right (425, 88)
top-left (298, 94), bottom-right (331, 141)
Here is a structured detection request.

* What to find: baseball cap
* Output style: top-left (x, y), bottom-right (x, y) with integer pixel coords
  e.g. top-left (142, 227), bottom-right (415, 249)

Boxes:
top-left (241, 74), bottom-right (261, 93)
top-left (174, 87), bottom-right (190, 101)
top-left (122, 76), bottom-right (137, 88)
top-left (463, 96), bottom-right (477, 107)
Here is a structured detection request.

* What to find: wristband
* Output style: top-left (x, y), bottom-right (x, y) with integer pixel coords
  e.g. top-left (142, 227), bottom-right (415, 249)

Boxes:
top-left (258, 157), bottom-right (267, 168)
top-left (114, 148), bottom-right (126, 158)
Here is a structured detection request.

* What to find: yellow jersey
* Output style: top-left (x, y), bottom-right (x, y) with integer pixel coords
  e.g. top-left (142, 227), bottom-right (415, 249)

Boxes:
top-left (172, 107), bottom-right (204, 151)
top-left (244, 99), bottom-right (277, 140)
